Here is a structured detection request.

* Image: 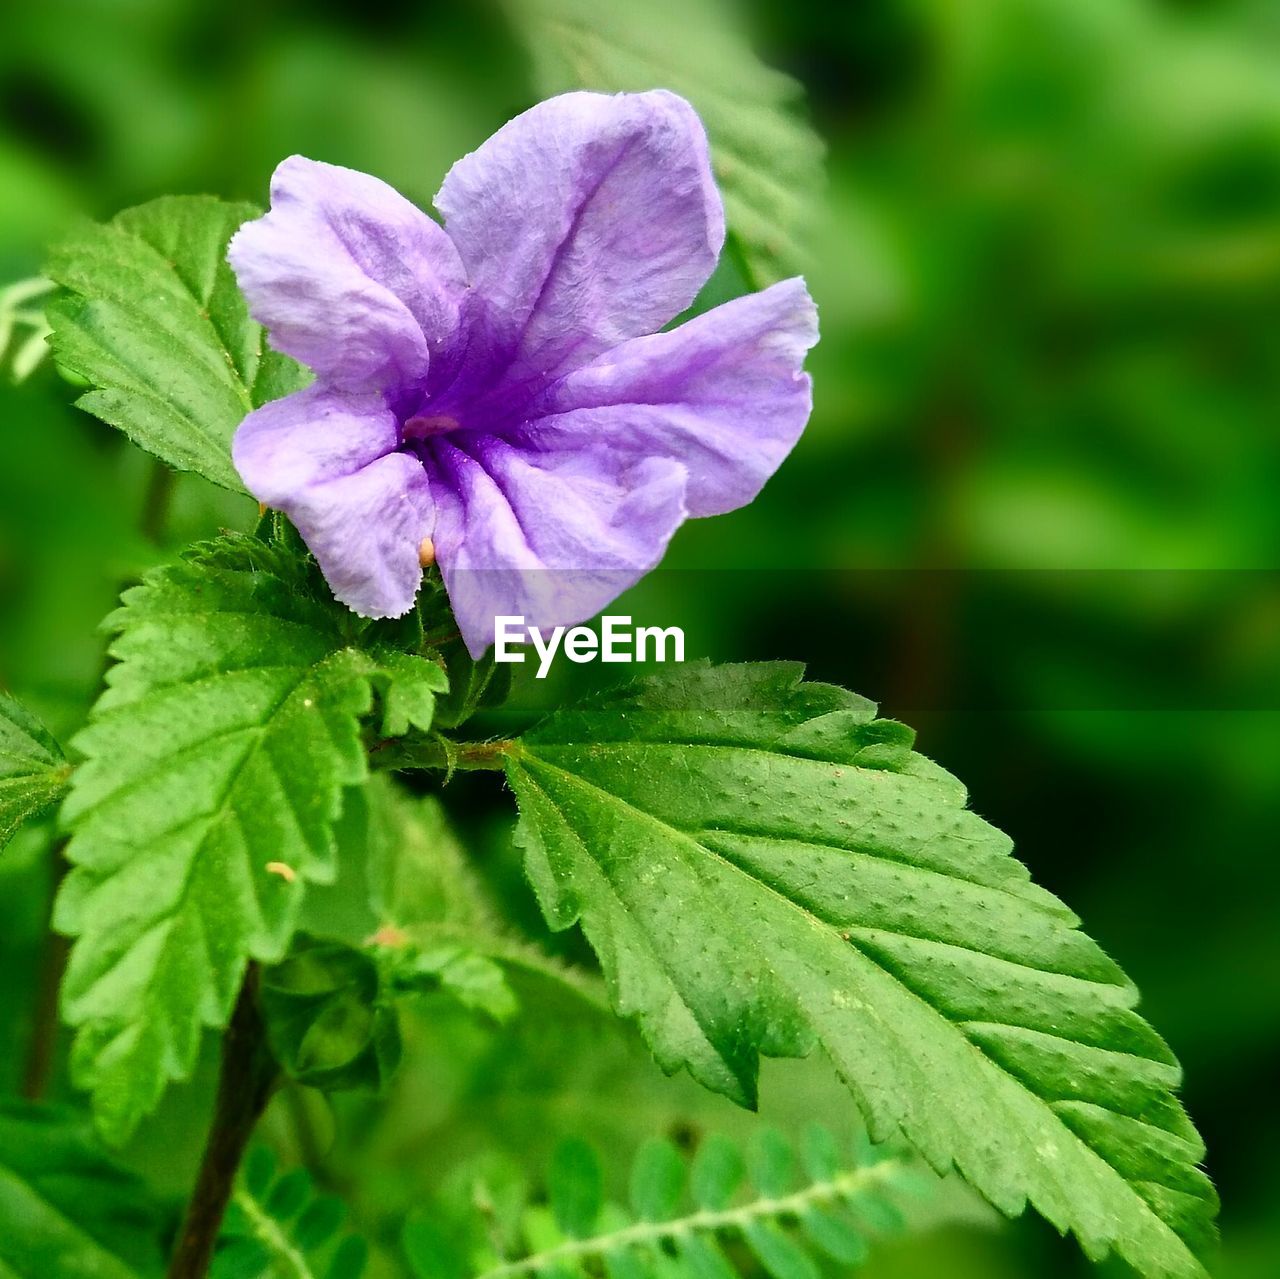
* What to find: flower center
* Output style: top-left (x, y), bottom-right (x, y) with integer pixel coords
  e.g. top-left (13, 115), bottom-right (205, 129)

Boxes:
top-left (403, 412), bottom-right (461, 440)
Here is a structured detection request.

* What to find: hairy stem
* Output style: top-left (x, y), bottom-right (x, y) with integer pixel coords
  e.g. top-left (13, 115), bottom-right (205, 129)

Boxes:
top-left (167, 965), bottom-right (278, 1279)
top-left (370, 735), bottom-right (515, 774)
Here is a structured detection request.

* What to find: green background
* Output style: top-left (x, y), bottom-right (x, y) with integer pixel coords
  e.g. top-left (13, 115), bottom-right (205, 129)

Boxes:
top-left (0, 1), bottom-right (1276, 1275)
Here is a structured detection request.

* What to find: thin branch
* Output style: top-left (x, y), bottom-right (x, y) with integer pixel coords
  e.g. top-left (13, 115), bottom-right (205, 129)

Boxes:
top-left (167, 965), bottom-right (278, 1279)
top-left (20, 841), bottom-right (69, 1100)
top-left (140, 460), bottom-right (177, 545)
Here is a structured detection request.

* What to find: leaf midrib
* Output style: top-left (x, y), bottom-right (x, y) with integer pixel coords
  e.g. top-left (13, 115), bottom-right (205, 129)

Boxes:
top-left (523, 738), bottom-right (1047, 909)
top-left (70, 648), bottom-right (358, 1022)
top-left (478, 1160), bottom-right (900, 1279)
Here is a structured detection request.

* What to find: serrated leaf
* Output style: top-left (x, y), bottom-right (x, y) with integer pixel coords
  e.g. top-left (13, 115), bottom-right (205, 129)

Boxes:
top-left (0, 1100), bottom-right (166, 1278)
top-left (505, 662), bottom-right (1216, 1279)
top-left (507, 0), bottom-right (824, 288)
top-left (0, 691), bottom-right (70, 851)
top-left (55, 534), bottom-right (446, 1142)
top-left (306, 777), bottom-right (589, 1013)
top-left (45, 196), bottom-right (308, 491)
top-left (402, 946), bottom-right (519, 1023)
top-left (373, 651), bottom-right (449, 738)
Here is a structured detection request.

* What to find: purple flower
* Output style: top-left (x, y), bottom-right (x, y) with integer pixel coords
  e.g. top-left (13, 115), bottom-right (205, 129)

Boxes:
top-left (229, 91), bottom-right (818, 657)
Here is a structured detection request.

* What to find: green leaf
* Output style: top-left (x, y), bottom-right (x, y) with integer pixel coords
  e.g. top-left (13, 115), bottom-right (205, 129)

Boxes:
top-left (261, 928), bottom-right (518, 1096)
top-left (506, 0), bottom-right (824, 288)
top-left (0, 690), bottom-right (70, 851)
top-left (402, 1218), bottom-right (470, 1279)
top-left (690, 1135), bottom-right (744, 1211)
top-left (372, 651), bottom-right (449, 739)
top-left (416, 1129), bottom-right (913, 1279)
top-left (747, 1130), bottom-right (794, 1199)
top-left (301, 776), bottom-right (594, 1017)
top-left (398, 946), bottom-right (519, 1023)
top-left (741, 1222), bottom-right (819, 1279)
top-left (504, 663), bottom-right (1217, 1279)
top-left (55, 534), bottom-right (446, 1142)
top-left (0, 1100), bottom-right (167, 1278)
top-left (629, 1139), bottom-right (685, 1222)
top-left (261, 937), bottom-right (403, 1093)
top-left (45, 196), bottom-right (307, 491)
top-left (549, 1138), bottom-right (603, 1239)
top-left (418, 575), bottom-right (515, 731)
top-left (216, 1154), bottom-right (367, 1279)
top-left (0, 276), bottom-right (53, 384)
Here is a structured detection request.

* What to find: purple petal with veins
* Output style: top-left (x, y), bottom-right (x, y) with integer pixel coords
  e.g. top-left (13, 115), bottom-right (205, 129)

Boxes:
top-left (230, 90), bottom-right (818, 656)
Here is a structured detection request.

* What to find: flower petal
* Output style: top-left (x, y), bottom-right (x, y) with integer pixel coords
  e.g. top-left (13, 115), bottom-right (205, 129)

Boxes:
top-left (417, 433), bottom-right (689, 656)
top-left (234, 386), bottom-right (433, 618)
top-left (533, 277), bottom-right (818, 517)
top-left (435, 91), bottom-right (724, 398)
top-left (229, 156), bottom-right (467, 391)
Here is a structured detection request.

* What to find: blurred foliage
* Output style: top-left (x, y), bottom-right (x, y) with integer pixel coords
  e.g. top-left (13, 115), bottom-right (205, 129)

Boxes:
top-left (1, 0), bottom-right (1277, 1276)
top-left (402, 1127), bottom-right (920, 1279)
top-left (215, 1147), bottom-right (369, 1279)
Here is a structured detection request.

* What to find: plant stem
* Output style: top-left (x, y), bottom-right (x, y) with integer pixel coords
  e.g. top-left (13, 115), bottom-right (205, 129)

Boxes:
top-left (140, 460), bottom-right (176, 545)
top-left (167, 965), bottom-right (278, 1279)
top-left (370, 735), bottom-right (514, 774)
top-left (21, 840), bottom-right (69, 1100)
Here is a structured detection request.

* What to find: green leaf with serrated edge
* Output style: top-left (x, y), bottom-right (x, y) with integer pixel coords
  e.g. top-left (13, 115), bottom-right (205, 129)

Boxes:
top-left (0, 1100), bottom-right (167, 1278)
top-left (302, 777), bottom-right (599, 1016)
top-left (372, 651), bottom-right (449, 738)
top-left (54, 534), bottom-right (445, 1143)
top-left (507, 0), bottom-right (824, 288)
top-left (503, 662), bottom-right (1216, 1279)
top-left (397, 946), bottom-right (519, 1023)
top-left (45, 196), bottom-right (307, 491)
top-left (0, 691), bottom-right (70, 851)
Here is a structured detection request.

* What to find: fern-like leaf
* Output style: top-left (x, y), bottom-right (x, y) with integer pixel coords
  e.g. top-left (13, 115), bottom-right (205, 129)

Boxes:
top-left (404, 1127), bottom-right (917, 1279)
top-left (213, 1148), bottom-right (368, 1279)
